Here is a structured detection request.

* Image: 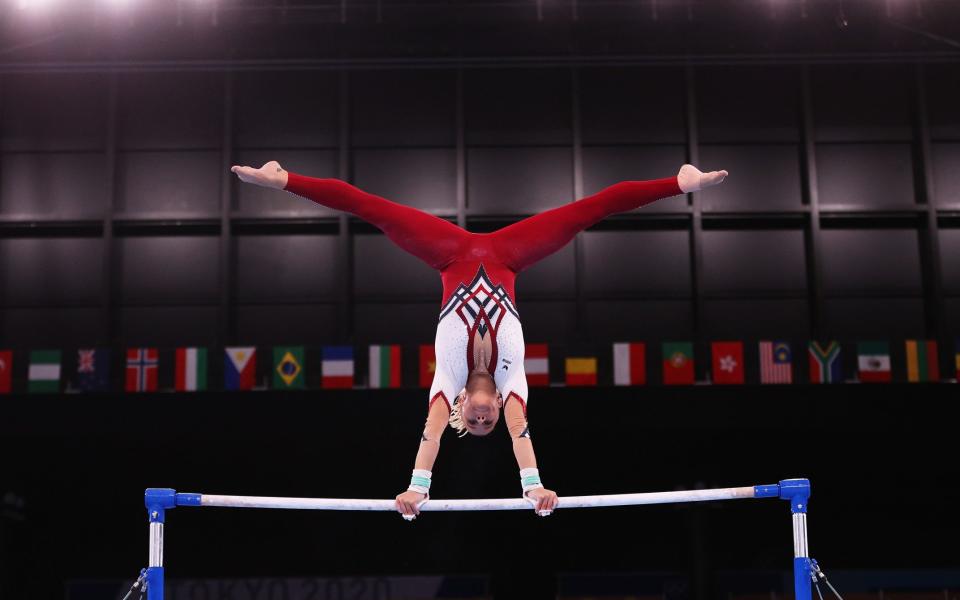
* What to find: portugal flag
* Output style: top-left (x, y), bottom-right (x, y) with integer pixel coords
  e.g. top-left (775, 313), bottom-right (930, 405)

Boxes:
top-left (711, 341), bottom-right (744, 385)
top-left (662, 342), bottom-right (694, 385)
top-left (565, 357), bottom-right (597, 386)
top-left (524, 343), bottom-right (549, 387)
top-left (857, 341), bottom-right (891, 383)
top-left (419, 345), bottom-right (436, 388)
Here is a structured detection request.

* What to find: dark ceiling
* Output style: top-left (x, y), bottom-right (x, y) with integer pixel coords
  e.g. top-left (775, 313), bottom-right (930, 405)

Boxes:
top-left (0, 0), bottom-right (959, 68)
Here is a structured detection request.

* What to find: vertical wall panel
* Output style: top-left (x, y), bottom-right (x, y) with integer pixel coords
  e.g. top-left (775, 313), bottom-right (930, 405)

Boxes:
top-left (699, 145), bottom-right (803, 212)
top-left (0, 152), bottom-right (108, 219)
top-left (466, 147), bottom-right (573, 214)
top-left (235, 71), bottom-right (340, 149)
top-left (117, 151), bottom-right (221, 217)
top-left (234, 149), bottom-right (340, 216)
top-left (351, 70), bottom-right (456, 147)
top-left (465, 69), bottom-right (572, 146)
top-left (816, 144), bottom-right (916, 209)
top-left (118, 72), bottom-right (223, 150)
top-left (701, 230), bottom-right (807, 294)
top-left (353, 148), bottom-right (457, 212)
top-left (119, 236), bottom-right (220, 305)
top-left (579, 67), bottom-right (686, 144)
top-left (812, 65), bottom-right (913, 142)
top-left (1, 73), bottom-right (108, 151)
top-left (697, 66), bottom-right (801, 143)
top-left (581, 145), bottom-right (688, 213)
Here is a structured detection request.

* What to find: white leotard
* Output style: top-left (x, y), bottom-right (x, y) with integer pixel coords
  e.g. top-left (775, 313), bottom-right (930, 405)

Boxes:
top-left (428, 265), bottom-right (528, 414)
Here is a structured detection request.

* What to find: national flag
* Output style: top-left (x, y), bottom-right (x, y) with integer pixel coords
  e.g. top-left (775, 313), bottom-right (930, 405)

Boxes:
top-left (419, 345), bottom-right (436, 387)
top-left (369, 345), bottom-right (402, 389)
top-left (662, 342), bottom-right (694, 385)
top-left (613, 342), bottom-right (646, 386)
top-left (175, 347), bottom-right (208, 392)
top-left (322, 346), bottom-right (354, 389)
top-left (565, 357), bottom-right (597, 386)
top-left (857, 341), bottom-right (891, 383)
top-left (808, 341), bottom-right (842, 383)
top-left (126, 348), bottom-right (159, 392)
top-left (28, 350), bottom-right (61, 393)
top-left (711, 341), bottom-right (744, 385)
top-left (905, 340), bottom-right (939, 383)
top-left (0, 350), bottom-right (12, 394)
top-left (524, 343), bottom-right (550, 387)
top-left (956, 339), bottom-right (960, 380)
top-left (225, 347), bottom-right (257, 391)
top-left (274, 346), bottom-right (305, 389)
top-left (759, 341), bottom-right (793, 384)
top-left (76, 348), bottom-right (110, 392)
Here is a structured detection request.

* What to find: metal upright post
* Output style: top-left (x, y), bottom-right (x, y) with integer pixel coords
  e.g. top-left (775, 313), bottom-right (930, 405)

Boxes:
top-left (780, 478), bottom-right (813, 600)
top-left (144, 489), bottom-right (176, 600)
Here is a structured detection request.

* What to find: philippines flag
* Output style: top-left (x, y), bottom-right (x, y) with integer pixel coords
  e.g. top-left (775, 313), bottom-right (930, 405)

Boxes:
top-left (613, 342), bottom-right (646, 386)
top-left (126, 348), bottom-right (159, 392)
top-left (225, 347), bottom-right (257, 391)
top-left (322, 346), bottom-right (354, 389)
top-left (759, 341), bottom-right (792, 384)
top-left (524, 343), bottom-right (549, 387)
top-left (711, 341), bottom-right (744, 385)
top-left (175, 347), bottom-right (208, 392)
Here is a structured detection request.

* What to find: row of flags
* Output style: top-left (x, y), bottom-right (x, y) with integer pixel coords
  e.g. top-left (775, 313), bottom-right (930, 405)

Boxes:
top-left (0, 339), bottom-right (957, 394)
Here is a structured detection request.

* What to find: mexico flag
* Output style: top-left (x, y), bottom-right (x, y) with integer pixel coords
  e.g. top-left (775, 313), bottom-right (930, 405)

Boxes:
top-left (565, 357), bottom-right (597, 386)
top-left (321, 346), bottom-right (354, 389)
top-left (225, 347), bottom-right (257, 391)
top-left (524, 343), bottom-right (549, 387)
top-left (175, 347), bottom-right (208, 392)
top-left (369, 344), bottom-right (401, 389)
top-left (904, 340), bottom-right (939, 383)
top-left (29, 350), bottom-right (61, 393)
top-left (662, 342), bottom-right (694, 385)
top-left (857, 341), bottom-right (891, 383)
top-left (613, 342), bottom-right (646, 386)
top-left (419, 345), bottom-right (436, 388)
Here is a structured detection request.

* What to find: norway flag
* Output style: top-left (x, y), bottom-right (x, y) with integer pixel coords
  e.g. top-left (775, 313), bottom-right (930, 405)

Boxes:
top-left (225, 347), bottom-right (257, 391)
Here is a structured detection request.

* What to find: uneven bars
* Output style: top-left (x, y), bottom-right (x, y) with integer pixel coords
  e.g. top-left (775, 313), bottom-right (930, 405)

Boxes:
top-left (141, 479), bottom-right (814, 600)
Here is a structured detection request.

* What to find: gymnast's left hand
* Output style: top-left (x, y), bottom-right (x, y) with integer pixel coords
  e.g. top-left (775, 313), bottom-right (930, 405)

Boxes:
top-left (525, 488), bottom-right (559, 517)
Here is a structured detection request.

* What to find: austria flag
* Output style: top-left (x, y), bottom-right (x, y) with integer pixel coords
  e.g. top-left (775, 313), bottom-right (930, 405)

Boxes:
top-left (613, 342), bottom-right (646, 386)
top-left (225, 347), bottom-right (257, 391)
top-left (524, 343), bottom-right (549, 386)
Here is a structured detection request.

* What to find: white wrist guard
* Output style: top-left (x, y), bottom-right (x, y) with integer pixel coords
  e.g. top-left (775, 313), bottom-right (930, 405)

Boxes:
top-left (408, 469), bottom-right (432, 494)
top-left (520, 467), bottom-right (544, 493)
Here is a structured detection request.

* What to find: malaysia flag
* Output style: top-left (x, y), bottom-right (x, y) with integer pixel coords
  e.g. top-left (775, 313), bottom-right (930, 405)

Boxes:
top-left (759, 341), bottom-right (793, 384)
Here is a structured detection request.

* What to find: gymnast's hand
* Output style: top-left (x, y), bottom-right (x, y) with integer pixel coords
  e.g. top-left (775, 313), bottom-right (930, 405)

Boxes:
top-left (677, 164), bottom-right (728, 193)
top-left (230, 160), bottom-right (289, 190)
top-left (395, 490), bottom-right (428, 521)
top-left (525, 487), bottom-right (559, 517)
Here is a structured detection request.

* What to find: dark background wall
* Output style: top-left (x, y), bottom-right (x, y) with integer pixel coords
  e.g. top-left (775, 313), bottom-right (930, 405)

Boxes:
top-left (1, 1), bottom-right (959, 599)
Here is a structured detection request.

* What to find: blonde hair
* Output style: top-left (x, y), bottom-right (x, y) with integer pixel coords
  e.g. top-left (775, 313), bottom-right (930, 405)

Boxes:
top-left (448, 391), bottom-right (468, 437)
top-left (448, 371), bottom-right (502, 437)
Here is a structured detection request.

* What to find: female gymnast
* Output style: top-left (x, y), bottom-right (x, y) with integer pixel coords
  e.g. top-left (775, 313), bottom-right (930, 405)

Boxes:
top-left (230, 161), bottom-right (727, 520)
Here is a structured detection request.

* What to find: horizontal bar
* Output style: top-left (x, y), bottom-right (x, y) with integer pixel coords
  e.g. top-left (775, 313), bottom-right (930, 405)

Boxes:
top-left (177, 485), bottom-right (768, 512)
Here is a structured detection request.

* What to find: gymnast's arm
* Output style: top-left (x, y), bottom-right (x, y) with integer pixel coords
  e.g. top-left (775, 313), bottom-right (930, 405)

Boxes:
top-left (230, 160), bottom-right (468, 270)
top-left (504, 400), bottom-right (559, 515)
top-left (395, 398), bottom-right (449, 519)
top-left (491, 164), bottom-right (727, 272)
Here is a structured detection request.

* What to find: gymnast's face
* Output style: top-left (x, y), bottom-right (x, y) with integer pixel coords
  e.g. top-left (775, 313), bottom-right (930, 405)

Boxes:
top-left (462, 373), bottom-right (502, 436)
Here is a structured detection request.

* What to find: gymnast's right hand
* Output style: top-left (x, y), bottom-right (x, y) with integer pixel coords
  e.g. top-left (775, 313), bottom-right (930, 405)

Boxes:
top-left (230, 160), bottom-right (288, 190)
top-left (395, 490), bottom-right (428, 521)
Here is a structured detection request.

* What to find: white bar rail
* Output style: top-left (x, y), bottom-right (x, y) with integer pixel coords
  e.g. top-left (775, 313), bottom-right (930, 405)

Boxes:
top-left (193, 485), bottom-right (759, 511)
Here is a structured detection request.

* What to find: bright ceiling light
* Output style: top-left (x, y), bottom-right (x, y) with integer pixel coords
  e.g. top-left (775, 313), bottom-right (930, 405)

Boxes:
top-left (17, 0), bottom-right (60, 10)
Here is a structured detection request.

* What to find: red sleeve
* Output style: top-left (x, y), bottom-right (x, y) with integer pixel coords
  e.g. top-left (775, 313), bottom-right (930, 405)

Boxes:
top-left (489, 177), bottom-right (682, 272)
top-left (284, 172), bottom-right (468, 270)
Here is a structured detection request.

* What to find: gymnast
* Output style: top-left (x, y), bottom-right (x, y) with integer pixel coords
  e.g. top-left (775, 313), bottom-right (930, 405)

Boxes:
top-left (230, 161), bottom-right (727, 520)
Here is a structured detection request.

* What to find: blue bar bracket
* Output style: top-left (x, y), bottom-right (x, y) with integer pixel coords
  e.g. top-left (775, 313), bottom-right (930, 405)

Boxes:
top-left (145, 488), bottom-right (177, 523)
top-left (778, 478), bottom-right (811, 513)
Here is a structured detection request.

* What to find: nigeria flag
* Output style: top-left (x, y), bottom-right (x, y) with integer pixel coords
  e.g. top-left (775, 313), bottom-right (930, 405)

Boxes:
top-left (29, 350), bottom-right (61, 393)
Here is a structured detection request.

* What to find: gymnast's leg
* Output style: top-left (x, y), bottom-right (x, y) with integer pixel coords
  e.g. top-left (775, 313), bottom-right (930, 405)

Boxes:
top-left (489, 164), bottom-right (727, 272)
top-left (231, 160), bottom-right (469, 270)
